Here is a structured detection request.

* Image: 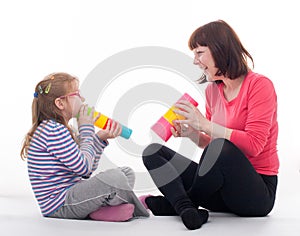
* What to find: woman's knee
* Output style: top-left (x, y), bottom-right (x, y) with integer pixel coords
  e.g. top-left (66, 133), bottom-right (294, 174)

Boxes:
top-left (198, 138), bottom-right (237, 176)
top-left (142, 143), bottom-right (163, 157)
top-left (209, 138), bottom-right (232, 150)
top-left (142, 143), bottom-right (164, 166)
top-left (204, 138), bottom-right (241, 163)
top-left (209, 138), bottom-right (240, 155)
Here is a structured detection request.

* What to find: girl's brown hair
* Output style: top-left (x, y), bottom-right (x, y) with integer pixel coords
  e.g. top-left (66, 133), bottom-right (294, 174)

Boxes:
top-left (20, 72), bottom-right (78, 160)
top-left (188, 20), bottom-right (254, 81)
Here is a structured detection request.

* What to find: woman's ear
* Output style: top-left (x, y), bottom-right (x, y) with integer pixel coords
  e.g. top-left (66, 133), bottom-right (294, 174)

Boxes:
top-left (54, 98), bottom-right (65, 110)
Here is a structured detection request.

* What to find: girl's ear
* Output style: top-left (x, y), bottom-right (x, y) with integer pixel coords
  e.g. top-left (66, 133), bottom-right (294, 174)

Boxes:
top-left (54, 98), bottom-right (65, 110)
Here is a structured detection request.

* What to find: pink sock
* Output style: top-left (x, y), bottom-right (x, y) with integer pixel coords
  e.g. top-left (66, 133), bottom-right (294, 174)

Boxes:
top-left (138, 194), bottom-right (153, 210)
top-left (89, 203), bottom-right (134, 222)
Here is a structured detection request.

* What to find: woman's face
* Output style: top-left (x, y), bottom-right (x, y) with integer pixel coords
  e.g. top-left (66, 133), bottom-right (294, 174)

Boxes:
top-left (193, 45), bottom-right (219, 82)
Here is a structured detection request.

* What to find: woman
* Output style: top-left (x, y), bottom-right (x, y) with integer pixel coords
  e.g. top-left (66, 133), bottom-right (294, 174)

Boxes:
top-left (142, 20), bottom-right (279, 230)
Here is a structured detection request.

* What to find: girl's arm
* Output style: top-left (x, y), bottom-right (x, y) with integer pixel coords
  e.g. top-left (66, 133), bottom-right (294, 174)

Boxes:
top-left (90, 135), bottom-right (108, 173)
top-left (47, 123), bottom-right (97, 177)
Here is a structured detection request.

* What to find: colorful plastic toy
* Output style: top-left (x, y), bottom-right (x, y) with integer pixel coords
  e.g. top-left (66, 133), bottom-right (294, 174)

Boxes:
top-left (151, 93), bottom-right (198, 141)
top-left (87, 107), bottom-right (132, 139)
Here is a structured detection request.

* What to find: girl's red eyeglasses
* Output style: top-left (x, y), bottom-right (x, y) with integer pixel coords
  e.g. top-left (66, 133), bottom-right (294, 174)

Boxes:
top-left (59, 90), bottom-right (82, 99)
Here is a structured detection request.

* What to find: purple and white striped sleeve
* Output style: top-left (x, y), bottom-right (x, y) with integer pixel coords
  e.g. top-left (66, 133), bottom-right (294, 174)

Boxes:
top-left (47, 123), bottom-right (96, 177)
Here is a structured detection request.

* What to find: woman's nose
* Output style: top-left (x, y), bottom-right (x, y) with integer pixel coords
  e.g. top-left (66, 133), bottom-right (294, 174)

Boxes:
top-left (193, 57), bottom-right (199, 65)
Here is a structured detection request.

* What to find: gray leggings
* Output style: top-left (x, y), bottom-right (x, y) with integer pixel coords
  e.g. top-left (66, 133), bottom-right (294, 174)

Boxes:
top-left (49, 167), bottom-right (149, 219)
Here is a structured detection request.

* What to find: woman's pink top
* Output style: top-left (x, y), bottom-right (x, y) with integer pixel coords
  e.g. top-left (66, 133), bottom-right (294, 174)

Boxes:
top-left (205, 71), bottom-right (279, 175)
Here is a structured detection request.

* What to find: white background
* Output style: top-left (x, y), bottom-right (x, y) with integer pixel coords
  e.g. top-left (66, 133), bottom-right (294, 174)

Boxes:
top-left (0, 0), bottom-right (299, 196)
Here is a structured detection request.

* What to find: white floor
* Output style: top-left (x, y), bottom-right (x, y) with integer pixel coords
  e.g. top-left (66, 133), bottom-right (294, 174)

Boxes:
top-left (1, 182), bottom-right (300, 236)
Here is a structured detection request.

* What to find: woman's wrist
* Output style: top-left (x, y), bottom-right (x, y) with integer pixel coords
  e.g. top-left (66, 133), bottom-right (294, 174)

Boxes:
top-left (203, 121), bottom-right (233, 140)
top-left (189, 130), bottom-right (210, 148)
top-left (201, 119), bottom-right (211, 134)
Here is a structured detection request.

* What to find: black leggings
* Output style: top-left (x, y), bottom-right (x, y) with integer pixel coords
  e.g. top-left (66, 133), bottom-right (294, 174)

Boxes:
top-left (142, 138), bottom-right (277, 217)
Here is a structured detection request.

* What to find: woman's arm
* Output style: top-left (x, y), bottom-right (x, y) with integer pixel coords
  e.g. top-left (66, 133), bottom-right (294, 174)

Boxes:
top-left (173, 100), bottom-right (232, 141)
top-left (190, 131), bottom-right (211, 148)
top-left (174, 77), bottom-right (277, 157)
top-left (172, 117), bottom-right (212, 148)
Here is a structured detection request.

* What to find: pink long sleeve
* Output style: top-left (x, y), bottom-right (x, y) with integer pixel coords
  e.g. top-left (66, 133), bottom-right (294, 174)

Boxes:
top-left (205, 71), bottom-right (279, 175)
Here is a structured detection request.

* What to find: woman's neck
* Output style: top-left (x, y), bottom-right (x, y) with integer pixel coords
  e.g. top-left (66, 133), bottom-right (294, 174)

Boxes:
top-left (223, 76), bottom-right (244, 89)
top-left (222, 76), bottom-right (245, 102)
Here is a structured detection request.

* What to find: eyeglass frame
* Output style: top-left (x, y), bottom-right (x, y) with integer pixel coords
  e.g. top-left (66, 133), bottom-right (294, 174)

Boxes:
top-left (58, 90), bottom-right (82, 99)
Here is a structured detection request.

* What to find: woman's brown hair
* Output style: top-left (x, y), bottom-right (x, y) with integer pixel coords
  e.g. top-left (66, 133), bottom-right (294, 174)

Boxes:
top-left (188, 20), bottom-right (254, 82)
top-left (20, 72), bottom-right (78, 160)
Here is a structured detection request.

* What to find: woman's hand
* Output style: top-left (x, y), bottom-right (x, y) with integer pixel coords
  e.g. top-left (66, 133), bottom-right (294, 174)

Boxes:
top-left (172, 100), bottom-right (209, 133)
top-left (171, 121), bottom-right (195, 138)
top-left (173, 100), bottom-right (232, 142)
top-left (171, 120), bottom-right (210, 148)
top-left (96, 119), bottom-right (122, 140)
top-left (77, 104), bottom-right (95, 127)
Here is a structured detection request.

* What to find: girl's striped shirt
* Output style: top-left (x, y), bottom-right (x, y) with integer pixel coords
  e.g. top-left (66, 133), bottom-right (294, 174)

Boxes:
top-left (27, 120), bottom-right (107, 216)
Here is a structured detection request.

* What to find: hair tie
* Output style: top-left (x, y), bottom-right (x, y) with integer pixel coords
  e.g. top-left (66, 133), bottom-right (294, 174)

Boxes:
top-left (33, 92), bottom-right (38, 98)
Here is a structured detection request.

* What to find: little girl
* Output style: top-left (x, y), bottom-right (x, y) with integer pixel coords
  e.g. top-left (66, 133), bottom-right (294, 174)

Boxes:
top-left (20, 72), bottom-right (149, 221)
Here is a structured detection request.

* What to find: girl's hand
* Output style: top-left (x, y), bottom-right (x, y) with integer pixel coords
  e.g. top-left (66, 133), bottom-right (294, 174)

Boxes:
top-left (96, 119), bottom-right (122, 140)
top-left (172, 100), bottom-right (209, 132)
top-left (77, 104), bottom-right (95, 127)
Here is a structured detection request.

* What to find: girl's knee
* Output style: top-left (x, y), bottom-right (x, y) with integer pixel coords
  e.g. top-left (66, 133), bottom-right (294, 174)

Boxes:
top-left (119, 166), bottom-right (135, 189)
top-left (96, 168), bottom-right (132, 191)
top-left (119, 166), bottom-right (134, 177)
